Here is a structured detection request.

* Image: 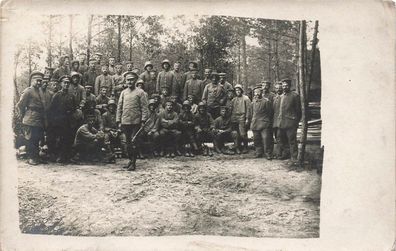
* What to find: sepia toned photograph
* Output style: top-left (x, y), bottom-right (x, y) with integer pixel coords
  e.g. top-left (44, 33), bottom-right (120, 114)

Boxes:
top-left (13, 14), bottom-right (323, 238)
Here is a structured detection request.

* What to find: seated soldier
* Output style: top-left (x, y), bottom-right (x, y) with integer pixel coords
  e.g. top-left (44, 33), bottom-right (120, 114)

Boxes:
top-left (102, 99), bottom-right (126, 163)
top-left (82, 99), bottom-right (104, 131)
top-left (140, 99), bottom-right (161, 157)
top-left (194, 102), bottom-right (214, 156)
top-left (73, 114), bottom-right (106, 162)
top-left (169, 95), bottom-right (181, 114)
top-left (158, 100), bottom-right (182, 158)
top-left (85, 85), bottom-right (96, 104)
top-left (150, 93), bottom-right (161, 114)
top-left (160, 86), bottom-right (171, 111)
top-left (213, 106), bottom-right (236, 155)
top-left (187, 94), bottom-right (198, 114)
top-left (96, 86), bottom-right (109, 114)
top-left (179, 101), bottom-right (199, 157)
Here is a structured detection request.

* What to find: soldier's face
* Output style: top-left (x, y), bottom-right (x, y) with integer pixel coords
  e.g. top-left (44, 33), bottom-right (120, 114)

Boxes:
top-left (174, 63), bottom-right (180, 71)
top-left (220, 76), bottom-right (225, 82)
top-left (31, 76), bottom-right (43, 88)
top-left (263, 83), bottom-right (271, 92)
top-left (166, 103), bottom-right (173, 111)
top-left (211, 76), bottom-right (218, 84)
top-left (61, 80), bottom-right (70, 90)
top-left (101, 88), bottom-right (107, 95)
top-left (109, 58), bottom-right (115, 65)
top-left (282, 83), bottom-right (290, 93)
top-left (87, 118), bottom-right (95, 127)
top-left (148, 104), bottom-right (156, 112)
top-left (183, 106), bottom-right (190, 112)
top-left (137, 83), bottom-right (143, 90)
top-left (41, 81), bottom-right (48, 89)
top-left (102, 66), bottom-right (108, 74)
top-left (154, 97), bottom-right (160, 103)
top-left (192, 72), bottom-right (197, 79)
top-left (235, 88), bottom-right (242, 97)
top-left (86, 88), bottom-right (92, 95)
top-left (126, 78), bottom-right (136, 88)
top-left (115, 65), bottom-right (122, 74)
top-left (150, 72), bottom-right (156, 80)
top-left (188, 96), bottom-right (194, 104)
top-left (126, 64), bottom-right (133, 70)
top-left (78, 54), bottom-right (86, 62)
top-left (64, 58), bottom-right (70, 66)
top-left (146, 65), bottom-right (153, 71)
top-left (163, 63), bottom-right (170, 70)
top-left (253, 89), bottom-right (262, 100)
top-left (94, 55), bottom-right (101, 61)
top-left (161, 89), bottom-right (169, 96)
top-left (227, 91), bottom-right (234, 99)
top-left (198, 107), bottom-right (205, 114)
top-left (72, 63), bottom-right (79, 69)
top-left (220, 109), bottom-right (227, 117)
top-left (72, 76), bottom-right (79, 84)
top-left (204, 70), bottom-right (211, 77)
top-left (108, 105), bottom-right (116, 113)
top-left (275, 84), bottom-right (283, 94)
top-left (189, 63), bottom-right (195, 70)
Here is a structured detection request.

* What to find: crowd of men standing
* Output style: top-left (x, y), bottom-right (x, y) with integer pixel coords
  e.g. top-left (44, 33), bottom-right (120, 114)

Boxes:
top-left (16, 51), bottom-right (301, 171)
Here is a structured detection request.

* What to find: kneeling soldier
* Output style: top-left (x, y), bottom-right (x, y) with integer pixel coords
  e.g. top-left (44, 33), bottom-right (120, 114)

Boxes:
top-left (249, 86), bottom-right (274, 159)
top-left (213, 106), bottom-right (235, 155)
top-left (140, 99), bottom-right (161, 157)
top-left (102, 99), bottom-right (124, 163)
top-left (179, 100), bottom-right (199, 157)
top-left (73, 114), bottom-right (106, 162)
top-left (158, 100), bottom-right (182, 157)
top-left (194, 102), bottom-right (214, 156)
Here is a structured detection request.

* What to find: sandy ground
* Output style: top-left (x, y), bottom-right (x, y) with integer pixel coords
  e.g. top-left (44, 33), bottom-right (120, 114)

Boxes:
top-left (18, 153), bottom-right (321, 238)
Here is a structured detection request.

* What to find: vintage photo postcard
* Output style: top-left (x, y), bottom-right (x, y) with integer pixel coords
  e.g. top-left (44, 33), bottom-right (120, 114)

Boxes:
top-left (0, 0), bottom-right (394, 250)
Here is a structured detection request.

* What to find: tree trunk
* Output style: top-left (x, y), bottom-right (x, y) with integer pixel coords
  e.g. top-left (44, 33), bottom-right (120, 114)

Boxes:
top-left (237, 41), bottom-right (241, 85)
top-left (267, 40), bottom-right (272, 82)
top-left (14, 51), bottom-right (21, 101)
top-left (117, 15), bottom-right (122, 62)
top-left (87, 15), bottom-right (93, 64)
top-left (129, 29), bottom-right (133, 61)
top-left (297, 20), bottom-right (308, 166)
top-left (47, 15), bottom-right (53, 67)
top-left (240, 34), bottom-right (248, 91)
top-left (68, 15), bottom-right (73, 60)
top-left (307, 20), bottom-right (319, 99)
top-left (28, 39), bottom-right (32, 76)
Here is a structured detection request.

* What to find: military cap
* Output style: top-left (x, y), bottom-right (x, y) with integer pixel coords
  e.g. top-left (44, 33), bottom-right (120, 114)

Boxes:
top-left (115, 61), bottom-right (123, 66)
top-left (261, 80), bottom-right (272, 85)
top-left (136, 79), bottom-right (145, 86)
top-left (150, 93), bottom-right (160, 99)
top-left (108, 99), bottom-right (117, 107)
top-left (123, 71), bottom-right (138, 79)
top-left (70, 71), bottom-right (82, 78)
top-left (198, 101), bottom-right (206, 107)
top-left (85, 85), bottom-right (93, 89)
top-left (165, 100), bottom-right (174, 105)
top-left (43, 74), bottom-right (50, 81)
top-left (227, 87), bottom-right (235, 93)
top-left (94, 52), bottom-right (103, 57)
top-left (189, 61), bottom-right (198, 68)
top-left (211, 71), bottom-right (219, 76)
top-left (281, 78), bottom-right (292, 85)
top-left (234, 84), bottom-right (243, 92)
top-left (30, 71), bottom-right (44, 80)
top-left (45, 66), bottom-right (55, 71)
top-left (144, 61), bottom-right (153, 70)
top-left (59, 75), bottom-right (71, 82)
top-left (124, 60), bottom-right (133, 65)
top-left (253, 85), bottom-right (263, 91)
top-left (148, 99), bottom-right (156, 106)
top-left (219, 106), bottom-right (228, 111)
top-left (161, 59), bottom-right (171, 66)
top-left (218, 72), bottom-right (227, 77)
top-left (86, 113), bottom-right (97, 119)
top-left (89, 59), bottom-right (97, 65)
top-left (108, 55), bottom-right (116, 59)
top-left (61, 54), bottom-right (70, 59)
top-left (71, 60), bottom-right (80, 65)
top-left (204, 68), bottom-right (212, 73)
top-left (182, 100), bottom-right (191, 107)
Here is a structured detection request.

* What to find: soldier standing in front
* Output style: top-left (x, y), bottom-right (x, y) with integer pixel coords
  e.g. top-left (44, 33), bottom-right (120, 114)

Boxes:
top-left (116, 71), bottom-right (148, 171)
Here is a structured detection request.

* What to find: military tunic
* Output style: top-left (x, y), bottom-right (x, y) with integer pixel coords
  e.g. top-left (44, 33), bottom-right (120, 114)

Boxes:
top-left (95, 74), bottom-right (114, 96)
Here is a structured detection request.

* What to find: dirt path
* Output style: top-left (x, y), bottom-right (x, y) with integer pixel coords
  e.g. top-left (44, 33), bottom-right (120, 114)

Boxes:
top-left (18, 154), bottom-right (321, 237)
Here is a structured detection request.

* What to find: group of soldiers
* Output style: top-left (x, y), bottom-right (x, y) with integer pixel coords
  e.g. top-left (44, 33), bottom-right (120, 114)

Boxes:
top-left (16, 51), bottom-right (301, 171)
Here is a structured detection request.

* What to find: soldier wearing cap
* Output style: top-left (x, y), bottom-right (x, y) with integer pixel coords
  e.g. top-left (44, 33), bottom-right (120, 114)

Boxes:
top-left (213, 106), bottom-right (235, 154)
top-left (182, 61), bottom-right (200, 88)
top-left (73, 114), bottom-right (106, 162)
top-left (44, 67), bottom-right (55, 80)
top-left (249, 85), bottom-right (274, 159)
top-left (84, 85), bottom-right (96, 104)
top-left (261, 80), bottom-right (276, 104)
top-left (17, 71), bottom-right (46, 165)
top-left (194, 102), bottom-right (214, 156)
top-left (112, 62), bottom-right (125, 101)
top-left (70, 60), bottom-right (80, 74)
top-left (172, 62), bottom-right (184, 100)
top-left (139, 98), bottom-right (161, 157)
top-left (96, 86), bottom-right (110, 114)
top-left (69, 71), bottom-right (86, 106)
top-left (77, 51), bottom-right (88, 75)
top-left (157, 59), bottom-right (176, 96)
top-left (125, 61), bottom-right (133, 72)
top-left (229, 84), bottom-right (251, 154)
top-left (272, 80), bottom-right (285, 158)
top-left (202, 71), bottom-right (226, 119)
top-left (170, 95), bottom-right (181, 114)
top-left (48, 75), bottom-right (79, 163)
top-left (116, 71), bottom-right (148, 171)
top-left (95, 64), bottom-right (114, 96)
top-left (201, 68), bottom-right (212, 91)
top-left (225, 87), bottom-right (235, 110)
top-left (277, 78), bottom-right (301, 161)
top-left (52, 55), bottom-right (70, 82)
top-left (179, 100), bottom-right (199, 157)
top-left (102, 99), bottom-right (123, 162)
top-left (159, 86), bottom-right (171, 112)
top-left (83, 59), bottom-right (98, 87)
top-left (139, 61), bottom-right (153, 85)
top-left (158, 100), bottom-right (182, 158)
top-left (145, 69), bottom-right (157, 98)
top-left (41, 74), bottom-right (54, 133)
top-left (219, 72), bottom-right (233, 93)
top-left (108, 56), bottom-right (116, 75)
top-left (183, 68), bottom-right (203, 103)
top-left (187, 94), bottom-right (198, 114)
top-left (93, 52), bottom-right (103, 75)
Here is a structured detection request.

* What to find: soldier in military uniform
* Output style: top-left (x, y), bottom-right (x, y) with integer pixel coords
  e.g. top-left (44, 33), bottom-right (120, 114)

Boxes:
top-left (125, 61), bottom-right (133, 72)
top-left (201, 68), bottom-right (212, 91)
top-left (145, 70), bottom-right (157, 98)
top-left (116, 71), bottom-right (148, 171)
top-left (272, 81), bottom-right (285, 158)
top-left (172, 62), bottom-right (184, 100)
top-left (68, 71), bottom-right (86, 106)
top-left (108, 56), bottom-right (116, 75)
top-left (183, 69), bottom-right (203, 102)
top-left (183, 61), bottom-right (199, 87)
top-left (102, 99), bottom-right (122, 163)
top-left (96, 86), bottom-right (110, 114)
top-left (194, 102), bottom-right (214, 156)
top-left (112, 62), bottom-right (125, 101)
top-left (93, 52), bottom-right (103, 75)
top-left (213, 106), bottom-right (235, 155)
top-left (158, 100), bottom-right (182, 158)
top-left (83, 59), bottom-right (98, 88)
top-left (179, 101), bottom-right (199, 157)
top-left (156, 59), bottom-right (176, 95)
top-left (95, 65), bottom-right (114, 96)
top-left (140, 99), bottom-right (161, 157)
top-left (48, 75), bottom-right (79, 163)
top-left (17, 71), bottom-right (46, 165)
top-left (277, 79), bottom-right (301, 161)
top-left (229, 84), bottom-right (251, 154)
top-left (139, 61), bottom-right (153, 84)
top-left (261, 80), bottom-right (276, 104)
top-left (201, 71), bottom-right (226, 119)
top-left (52, 55), bottom-right (70, 81)
top-left (70, 60), bottom-right (80, 75)
top-left (84, 85), bottom-right (96, 104)
top-left (77, 51), bottom-right (88, 75)
top-left (44, 67), bottom-right (55, 80)
top-left (249, 86), bottom-right (274, 159)
top-left (41, 74), bottom-right (54, 158)
top-left (219, 72), bottom-right (233, 93)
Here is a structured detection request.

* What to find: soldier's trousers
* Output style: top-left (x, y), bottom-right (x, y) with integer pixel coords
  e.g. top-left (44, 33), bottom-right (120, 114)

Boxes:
top-left (253, 129), bottom-right (272, 157)
top-left (139, 131), bottom-right (160, 152)
top-left (231, 121), bottom-right (248, 147)
top-left (52, 125), bottom-right (74, 161)
top-left (159, 128), bottom-right (181, 150)
top-left (24, 125), bottom-right (43, 160)
top-left (196, 130), bottom-right (214, 146)
top-left (207, 106), bottom-right (220, 120)
top-left (214, 131), bottom-right (234, 149)
top-left (278, 127), bottom-right (298, 160)
top-left (121, 124), bottom-right (140, 160)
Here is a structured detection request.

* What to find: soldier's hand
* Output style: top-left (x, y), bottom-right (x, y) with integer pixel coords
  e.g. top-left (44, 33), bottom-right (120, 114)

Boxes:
top-left (117, 122), bottom-right (121, 129)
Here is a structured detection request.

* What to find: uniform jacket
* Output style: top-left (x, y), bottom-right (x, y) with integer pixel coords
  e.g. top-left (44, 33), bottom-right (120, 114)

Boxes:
top-left (102, 111), bottom-right (117, 131)
top-left (159, 109), bottom-right (179, 129)
top-left (201, 78), bottom-right (211, 92)
top-left (221, 81), bottom-right (233, 93)
top-left (202, 83), bottom-right (226, 107)
top-left (213, 116), bottom-right (232, 132)
top-left (68, 84), bottom-right (86, 105)
top-left (112, 73), bottom-right (125, 99)
top-left (78, 63), bottom-right (88, 76)
top-left (183, 71), bottom-right (200, 88)
top-left (48, 90), bottom-right (78, 127)
top-left (96, 95), bottom-right (109, 105)
top-left (230, 95), bottom-right (251, 122)
top-left (194, 112), bottom-right (214, 131)
top-left (249, 97), bottom-right (273, 131)
top-left (263, 91), bottom-right (276, 104)
top-left (95, 74), bottom-right (114, 96)
top-left (41, 88), bottom-right (54, 128)
top-left (86, 93), bottom-right (96, 104)
top-left (83, 69), bottom-right (97, 88)
top-left (116, 87), bottom-right (148, 125)
top-left (172, 70), bottom-right (185, 95)
top-left (143, 111), bottom-right (160, 133)
top-left (156, 70), bottom-right (175, 94)
top-left (52, 66), bottom-right (70, 81)
top-left (74, 124), bottom-right (97, 147)
top-left (179, 111), bottom-right (195, 130)
top-left (139, 71), bottom-right (151, 84)
top-left (108, 65), bottom-right (116, 75)
top-left (184, 79), bottom-right (203, 101)
top-left (278, 91), bottom-right (301, 129)
top-left (84, 109), bottom-right (103, 131)
top-left (17, 87), bottom-right (45, 127)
